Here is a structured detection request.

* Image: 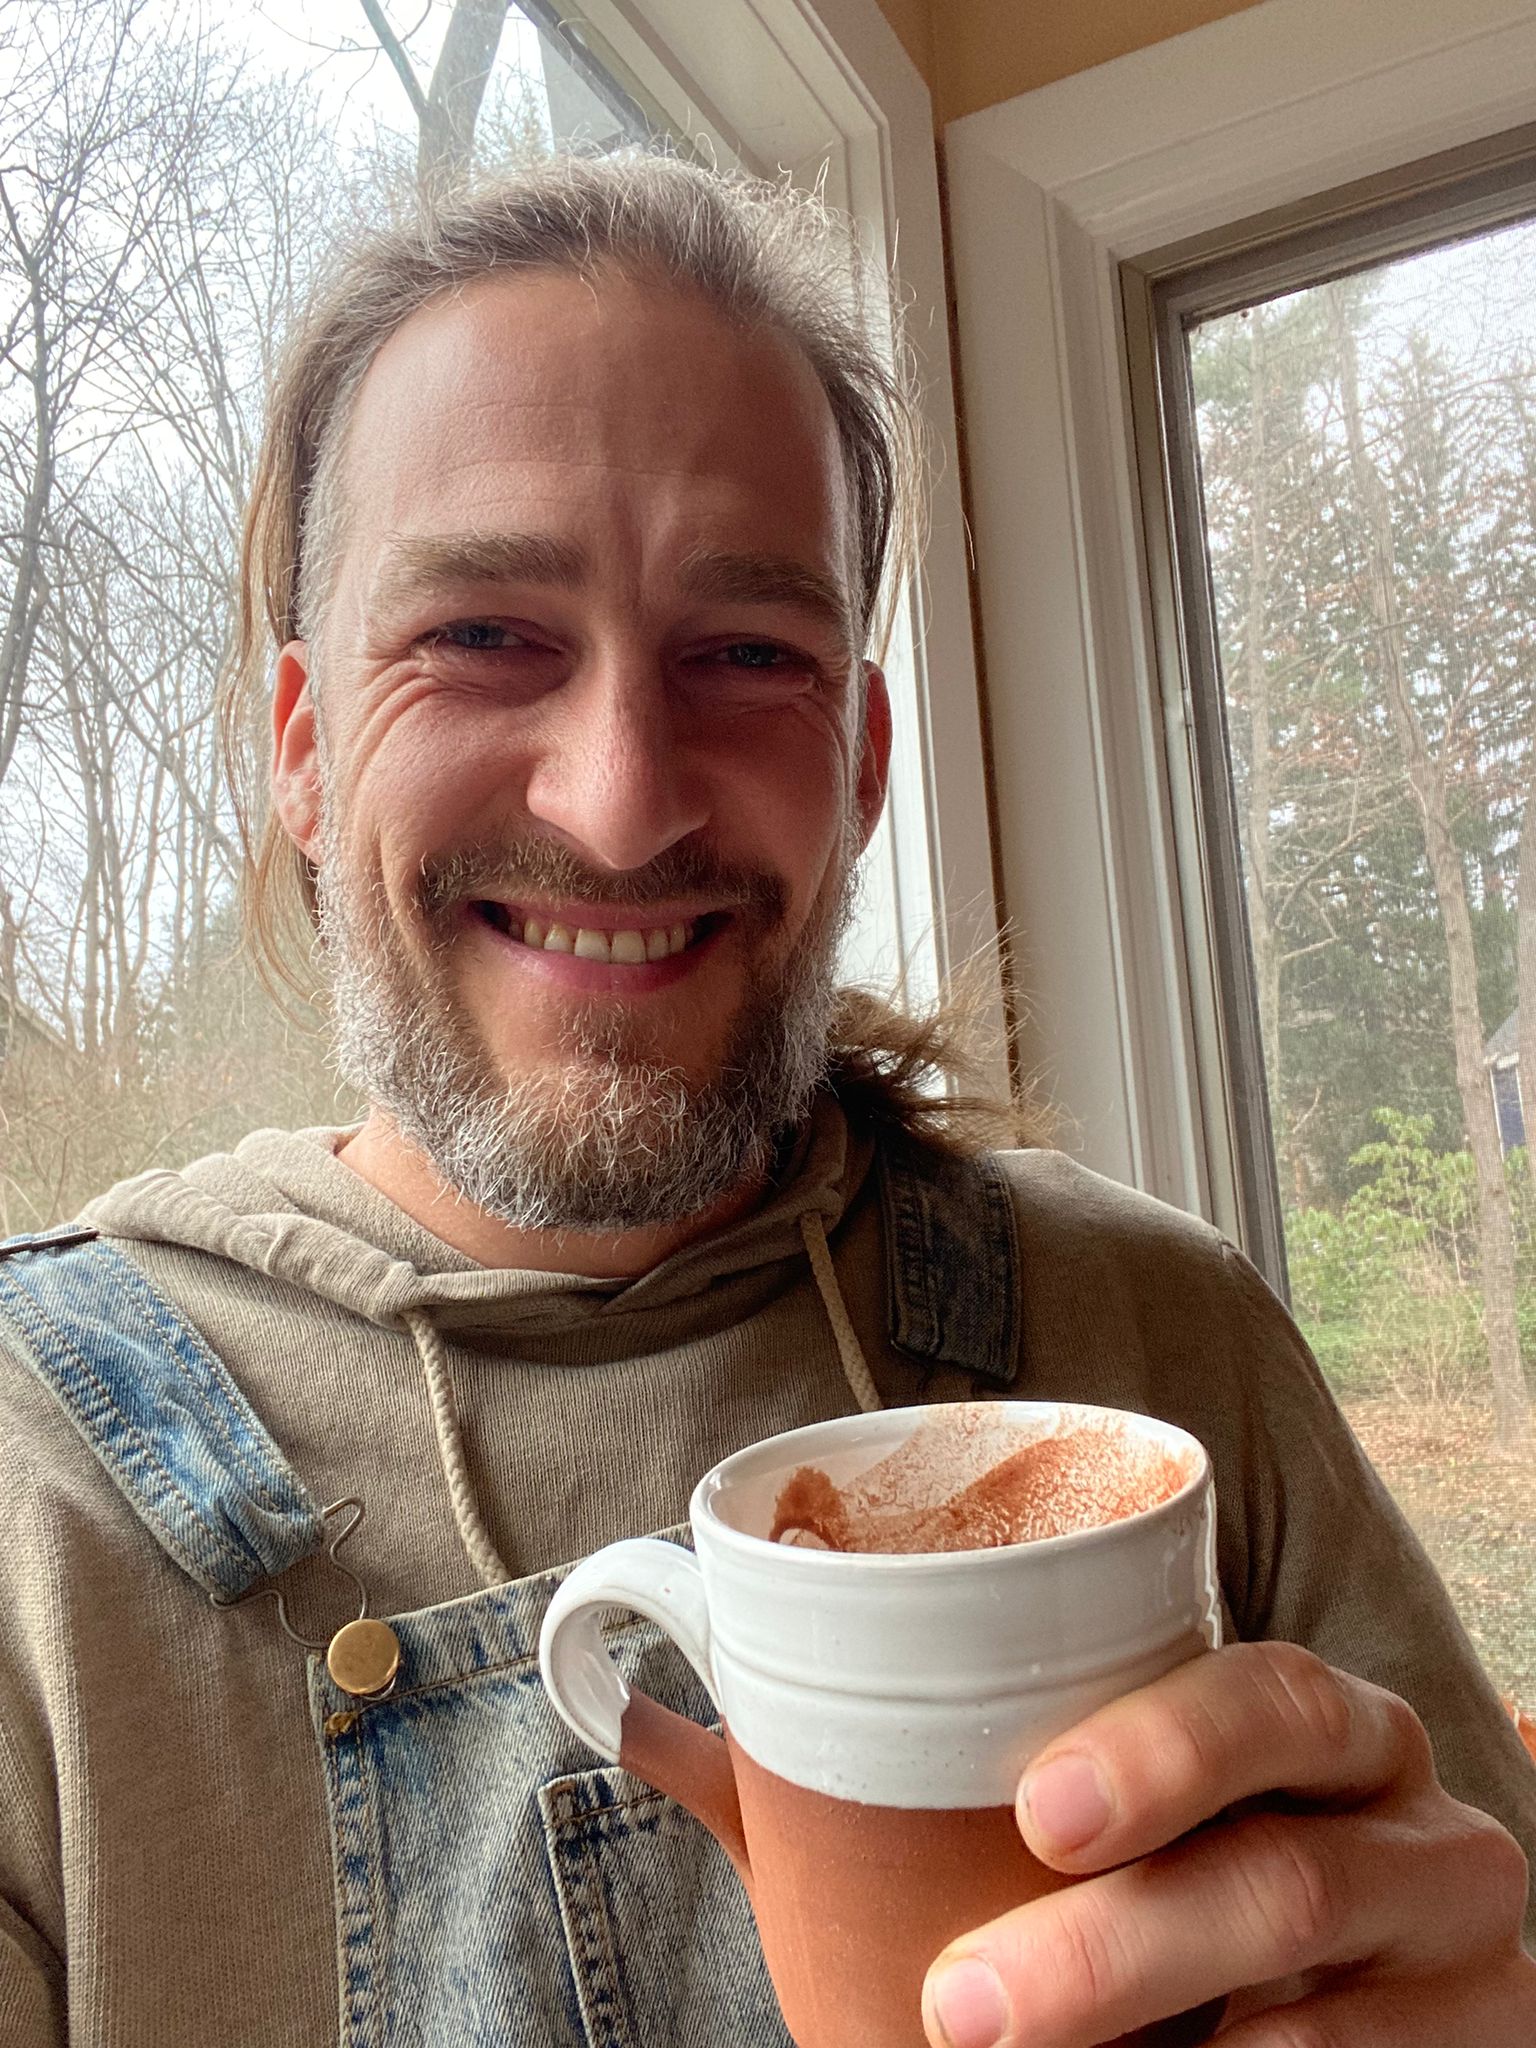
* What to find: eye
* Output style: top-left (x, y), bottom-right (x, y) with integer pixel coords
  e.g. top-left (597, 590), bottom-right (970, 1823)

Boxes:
top-left (423, 619), bottom-right (529, 651)
top-left (714, 641), bottom-right (796, 670)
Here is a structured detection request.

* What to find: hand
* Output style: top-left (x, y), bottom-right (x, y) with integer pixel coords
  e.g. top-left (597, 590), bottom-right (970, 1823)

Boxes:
top-left (920, 1641), bottom-right (1535, 2046)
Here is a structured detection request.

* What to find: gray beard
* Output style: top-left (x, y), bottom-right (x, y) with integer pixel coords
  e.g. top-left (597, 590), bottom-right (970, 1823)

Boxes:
top-left (314, 820), bottom-right (855, 1233)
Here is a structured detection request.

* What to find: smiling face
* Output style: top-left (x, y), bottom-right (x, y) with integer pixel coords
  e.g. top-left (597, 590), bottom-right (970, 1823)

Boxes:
top-left (270, 266), bottom-right (890, 1235)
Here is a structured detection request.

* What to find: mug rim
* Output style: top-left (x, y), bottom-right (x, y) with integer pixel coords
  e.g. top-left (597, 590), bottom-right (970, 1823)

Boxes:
top-left (692, 1399), bottom-right (1210, 1573)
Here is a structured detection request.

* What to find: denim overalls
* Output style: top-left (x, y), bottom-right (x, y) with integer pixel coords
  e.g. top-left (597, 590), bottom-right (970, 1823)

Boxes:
top-left (0, 1140), bottom-right (1019, 2046)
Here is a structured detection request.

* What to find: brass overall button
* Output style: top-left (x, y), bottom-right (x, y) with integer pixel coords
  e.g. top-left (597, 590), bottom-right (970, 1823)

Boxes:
top-left (326, 1617), bottom-right (401, 1699)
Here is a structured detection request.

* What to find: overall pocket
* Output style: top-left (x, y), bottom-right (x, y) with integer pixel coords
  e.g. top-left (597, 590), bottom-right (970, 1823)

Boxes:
top-left (315, 1557), bottom-right (793, 2048)
top-left (541, 1760), bottom-right (792, 2048)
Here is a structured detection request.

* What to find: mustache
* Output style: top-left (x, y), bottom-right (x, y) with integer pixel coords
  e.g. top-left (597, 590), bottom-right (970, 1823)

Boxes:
top-left (417, 837), bottom-right (788, 927)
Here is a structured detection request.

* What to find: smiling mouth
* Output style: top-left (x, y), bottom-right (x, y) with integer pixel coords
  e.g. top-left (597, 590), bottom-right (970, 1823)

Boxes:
top-left (469, 901), bottom-right (727, 963)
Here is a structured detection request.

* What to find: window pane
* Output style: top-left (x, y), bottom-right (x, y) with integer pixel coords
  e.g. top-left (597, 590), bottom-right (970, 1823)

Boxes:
top-left (1186, 219), bottom-right (1536, 1717)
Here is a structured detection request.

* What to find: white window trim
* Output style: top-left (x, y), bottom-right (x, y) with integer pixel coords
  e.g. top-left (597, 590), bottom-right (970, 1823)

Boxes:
top-left (575, 0), bottom-right (1006, 1070)
top-left (944, 0), bottom-right (1536, 1230)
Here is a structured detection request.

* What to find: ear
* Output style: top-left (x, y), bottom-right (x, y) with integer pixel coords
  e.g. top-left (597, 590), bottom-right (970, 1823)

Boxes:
top-left (271, 641), bottom-right (322, 859)
top-left (853, 660), bottom-right (892, 855)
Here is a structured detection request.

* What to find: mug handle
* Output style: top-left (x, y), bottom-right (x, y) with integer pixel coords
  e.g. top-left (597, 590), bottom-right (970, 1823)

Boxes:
top-left (539, 1537), bottom-right (751, 1886)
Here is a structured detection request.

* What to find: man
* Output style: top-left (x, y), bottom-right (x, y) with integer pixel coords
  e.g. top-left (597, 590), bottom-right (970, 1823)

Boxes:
top-left (0, 154), bottom-right (1531, 2048)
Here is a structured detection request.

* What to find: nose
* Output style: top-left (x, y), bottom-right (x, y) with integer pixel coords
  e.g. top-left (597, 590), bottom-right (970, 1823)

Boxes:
top-left (522, 652), bottom-right (710, 873)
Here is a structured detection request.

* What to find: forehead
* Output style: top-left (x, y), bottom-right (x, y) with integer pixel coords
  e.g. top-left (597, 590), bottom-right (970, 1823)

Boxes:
top-left (335, 267), bottom-right (852, 584)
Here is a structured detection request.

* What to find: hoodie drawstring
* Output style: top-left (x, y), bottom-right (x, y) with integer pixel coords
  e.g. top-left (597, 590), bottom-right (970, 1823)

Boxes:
top-left (403, 1305), bottom-right (510, 1589)
top-left (402, 1219), bottom-right (877, 1591)
top-left (799, 1211), bottom-right (883, 1415)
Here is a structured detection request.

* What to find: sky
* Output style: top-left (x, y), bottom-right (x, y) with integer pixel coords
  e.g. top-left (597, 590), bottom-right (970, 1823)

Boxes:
top-left (165, 0), bottom-right (557, 153)
top-left (1197, 214), bottom-right (1536, 389)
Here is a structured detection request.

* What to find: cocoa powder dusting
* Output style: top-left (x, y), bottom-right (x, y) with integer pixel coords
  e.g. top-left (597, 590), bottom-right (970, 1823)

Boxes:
top-left (770, 1415), bottom-right (1191, 1554)
top-left (768, 1465), bottom-right (852, 1549)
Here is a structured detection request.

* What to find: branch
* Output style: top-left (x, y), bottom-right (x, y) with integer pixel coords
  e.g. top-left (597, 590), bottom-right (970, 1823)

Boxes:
top-left (358, 0), bottom-right (429, 124)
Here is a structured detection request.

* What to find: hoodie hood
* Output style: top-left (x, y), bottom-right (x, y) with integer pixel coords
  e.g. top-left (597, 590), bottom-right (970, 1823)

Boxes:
top-left (81, 1091), bottom-right (872, 1340)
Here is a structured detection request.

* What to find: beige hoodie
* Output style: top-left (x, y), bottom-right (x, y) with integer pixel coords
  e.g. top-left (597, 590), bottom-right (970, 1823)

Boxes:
top-left (0, 1100), bottom-right (1531, 2044)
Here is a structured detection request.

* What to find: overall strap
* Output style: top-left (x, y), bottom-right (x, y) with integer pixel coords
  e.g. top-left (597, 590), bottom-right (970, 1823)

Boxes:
top-left (0, 1230), bottom-right (325, 1600)
top-left (876, 1137), bottom-right (1021, 1386)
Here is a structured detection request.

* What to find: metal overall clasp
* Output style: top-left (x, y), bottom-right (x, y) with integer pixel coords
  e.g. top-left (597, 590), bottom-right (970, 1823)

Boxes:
top-left (212, 1497), bottom-right (402, 1702)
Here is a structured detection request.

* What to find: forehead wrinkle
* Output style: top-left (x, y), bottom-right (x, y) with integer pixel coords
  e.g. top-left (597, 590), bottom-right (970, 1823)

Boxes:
top-left (372, 530), bottom-right (589, 611)
top-left (677, 545), bottom-right (856, 651)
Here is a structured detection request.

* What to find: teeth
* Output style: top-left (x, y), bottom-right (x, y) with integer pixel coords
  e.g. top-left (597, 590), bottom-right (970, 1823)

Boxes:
top-left (509, 916), bottom-right (697, 959)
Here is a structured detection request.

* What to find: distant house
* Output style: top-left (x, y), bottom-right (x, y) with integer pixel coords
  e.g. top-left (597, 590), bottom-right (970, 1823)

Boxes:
top-left (1485, 1009), bottom-right (1526, 1154)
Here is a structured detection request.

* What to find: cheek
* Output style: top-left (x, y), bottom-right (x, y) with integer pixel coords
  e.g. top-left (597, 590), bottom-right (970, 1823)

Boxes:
top-left (725, 712), bottom-right (859, 893)
top-left (333, 666), bottom-right (527, 810)
top-left (341, 720), bottom-right (523, 872)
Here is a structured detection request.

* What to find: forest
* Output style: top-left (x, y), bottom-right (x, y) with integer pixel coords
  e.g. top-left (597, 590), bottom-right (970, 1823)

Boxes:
top-left (1194, 252), bottom-right (1536, 1704)
top-left (1194, 251), bottom-right (1536, 1455)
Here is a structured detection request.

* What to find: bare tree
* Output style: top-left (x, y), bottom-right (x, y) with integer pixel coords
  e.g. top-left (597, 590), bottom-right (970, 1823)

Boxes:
top-left (1197, 298), bottom-right (1401, 1203)
top-left (359, 0), bottom-right (511, 199)
top-left (0, 0), bottom-right (182, 792)
top-left (0, 1), bottom-right (354, 1227)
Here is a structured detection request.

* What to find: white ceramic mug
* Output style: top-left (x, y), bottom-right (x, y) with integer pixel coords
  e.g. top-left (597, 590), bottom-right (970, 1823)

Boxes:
top-left (539, 1401), bottom-right (1222, 2048)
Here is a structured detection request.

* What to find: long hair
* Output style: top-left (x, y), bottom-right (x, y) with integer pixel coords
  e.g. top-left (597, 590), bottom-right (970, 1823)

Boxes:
top-left (826, 979), bottom-right (1053, 1154)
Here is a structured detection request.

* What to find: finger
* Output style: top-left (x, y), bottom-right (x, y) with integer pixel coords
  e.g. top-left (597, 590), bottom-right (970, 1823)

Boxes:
top-left (1017, 1642), bottom-right (1434, 1872)
top-left (923, 1801), bottom-right (1522, 2048)
top-left (1212, 1959), bottom-right (1536, 2047)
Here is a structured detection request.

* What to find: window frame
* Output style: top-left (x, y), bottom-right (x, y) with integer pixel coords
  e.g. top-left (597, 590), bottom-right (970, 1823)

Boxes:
top-left (944, 0), bottom-right (1536, 1252)
top-left (1132, 127), bottom-right (1536, 1296)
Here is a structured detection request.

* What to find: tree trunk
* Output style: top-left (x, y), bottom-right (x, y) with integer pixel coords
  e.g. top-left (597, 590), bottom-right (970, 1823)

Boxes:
top-left (421, 0), bottom-right (509, 195)
top-left (1240, 310), bottom-right (1281, 1106)
top-left (0, 228), bottom-right (56, 791)
top-left (1505, 381), bottom-right (1536, 1183)
top-left (1518, 758), bottom-right (1536, 1162)
top-left (1331, 287), bottom-right (1531, 1449)
top-left (360, 0), bottom-right (509, 201)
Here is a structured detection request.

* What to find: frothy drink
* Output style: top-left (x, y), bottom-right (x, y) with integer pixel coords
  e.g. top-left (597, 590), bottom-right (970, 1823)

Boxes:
top-left (770, 1408), bottom-right (1194, 1554)
top-left (541, 1403), bottom-right (1222, 2048)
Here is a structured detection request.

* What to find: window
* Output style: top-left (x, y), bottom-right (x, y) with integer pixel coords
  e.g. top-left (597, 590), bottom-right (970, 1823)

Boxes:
top-left (946, 0), bottom-right (1536, 1719)
top-left (1141, 149), bottom-right (1536, 1713)
top-left (0, 0), bottom-right (995, 1231)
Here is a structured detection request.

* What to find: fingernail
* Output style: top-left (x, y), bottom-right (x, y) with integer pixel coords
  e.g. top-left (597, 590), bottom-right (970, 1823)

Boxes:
top-left (924, 1956), bottom-right (1010, 2048)
top-left (1021, 1751), bottom-right (1111, 1851)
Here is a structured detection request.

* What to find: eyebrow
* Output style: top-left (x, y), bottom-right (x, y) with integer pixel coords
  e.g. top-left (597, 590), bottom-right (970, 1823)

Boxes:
top-left (373, 531), bottom-right (588, 611)
top-left (371, 530), bottom-right (856, 649)
top-left (677, 546), bottom-right (856, 650)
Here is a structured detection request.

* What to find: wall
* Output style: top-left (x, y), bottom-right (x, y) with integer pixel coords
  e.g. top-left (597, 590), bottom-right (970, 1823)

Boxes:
top-left (874, 0), bottom-right (1267, 124)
